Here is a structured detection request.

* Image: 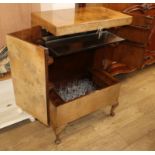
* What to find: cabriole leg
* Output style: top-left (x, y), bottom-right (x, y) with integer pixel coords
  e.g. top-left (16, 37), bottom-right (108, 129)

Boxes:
top-left (110, 102), bottom-right (119, 116)
top-left (55, 134), bottom-right (61, 144)
top-left (52, 124), bottom-right (67, 145)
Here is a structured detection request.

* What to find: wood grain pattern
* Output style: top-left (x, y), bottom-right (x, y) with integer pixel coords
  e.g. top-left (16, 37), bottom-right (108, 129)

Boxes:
top-left (86, 3), bottom-right (136, 11)
top-left (31, 6), bottom-right (132, 36)
top-left (106, 4), bottom-right (155, 75)
top-left (6, 5), bottom-right (132, 142)
top-left (55, 82), bottom-right (120, 127)
top-left (49, 69), bottom-right (120, 142)
top-left (6, 33), bottom-right (48, 125)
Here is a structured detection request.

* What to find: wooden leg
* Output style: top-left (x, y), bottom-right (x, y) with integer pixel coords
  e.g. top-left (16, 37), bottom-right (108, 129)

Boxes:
top-left (53, 124), bottom-right (67, 145)
top-left (110, 102), bottom-right (119, 117)
top-left (55, 134), bottom-right (61, 144)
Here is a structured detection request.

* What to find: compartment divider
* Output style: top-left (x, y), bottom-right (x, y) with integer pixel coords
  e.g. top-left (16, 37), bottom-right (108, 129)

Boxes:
top-left (89, 68), bottom-right (119, 86)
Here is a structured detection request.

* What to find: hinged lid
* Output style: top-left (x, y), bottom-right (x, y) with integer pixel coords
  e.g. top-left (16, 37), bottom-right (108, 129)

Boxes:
top-left (31, 6), bottom-right (132, 36)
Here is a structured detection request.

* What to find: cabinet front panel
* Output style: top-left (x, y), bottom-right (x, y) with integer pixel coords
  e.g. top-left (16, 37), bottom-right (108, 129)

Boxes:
top-left (56, 82), bottom-right (120, 126)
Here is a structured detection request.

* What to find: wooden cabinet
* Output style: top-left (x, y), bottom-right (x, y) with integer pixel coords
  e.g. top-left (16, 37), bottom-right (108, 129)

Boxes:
top-left (86, 3), bottom-right (137, 11)
top-left (6, 6), bottom-right (132, 144)
top-left (86, 4), bottom-right (155, 76)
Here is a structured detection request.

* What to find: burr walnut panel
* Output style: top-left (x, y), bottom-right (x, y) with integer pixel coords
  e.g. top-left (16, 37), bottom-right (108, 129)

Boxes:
top-left (32, 6), bottom-right (132, 36)
top-left (6, 34), bottom-right (48, 125)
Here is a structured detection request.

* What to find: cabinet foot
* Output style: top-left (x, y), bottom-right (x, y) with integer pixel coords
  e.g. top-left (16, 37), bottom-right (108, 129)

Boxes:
top-left (52, 124), bottom-right (67, 144)
top-left (55, 135), bottom-right (61, 144)
top-left (110, 102), bottom-right (119, 117)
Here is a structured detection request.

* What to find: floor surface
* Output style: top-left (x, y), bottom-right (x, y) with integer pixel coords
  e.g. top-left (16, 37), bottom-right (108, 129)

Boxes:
top-left (0, 65), bottom-right (155, 150)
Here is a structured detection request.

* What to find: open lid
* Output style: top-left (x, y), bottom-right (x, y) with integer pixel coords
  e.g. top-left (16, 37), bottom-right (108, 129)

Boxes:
top-left (31, 6), bottom-right (132, 36)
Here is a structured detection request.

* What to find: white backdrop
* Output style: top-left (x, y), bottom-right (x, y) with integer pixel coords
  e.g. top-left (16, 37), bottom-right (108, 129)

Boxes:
top-left (40, 3), bottom-right (75, 11)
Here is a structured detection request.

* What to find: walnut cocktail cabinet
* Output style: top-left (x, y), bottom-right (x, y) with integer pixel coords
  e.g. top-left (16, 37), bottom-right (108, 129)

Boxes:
top-left (6, 6), bottom-right (132, 144)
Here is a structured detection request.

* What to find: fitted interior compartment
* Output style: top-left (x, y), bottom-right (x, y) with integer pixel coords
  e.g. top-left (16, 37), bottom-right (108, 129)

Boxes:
top-left (49, 70), bottom-right (118, 106)
top-left (9, 26), bottom-right (120, 107)
top-left (48, 50), bottom-right (118, 106)
top-left (7, 24), bottom-right (121, 130)
top-left (39, 28), bottom-right (124, 58)
top-left (10, 26), bottom-right (124, 59)
top-left (11, 26), bottom-right (123, 57)
top-left (44, 31), bottom-right (124, 57)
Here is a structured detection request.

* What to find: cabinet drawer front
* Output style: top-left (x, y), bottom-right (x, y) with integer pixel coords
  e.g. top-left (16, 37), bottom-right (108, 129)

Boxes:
top-left (56, 82), bottom-right (120, 126)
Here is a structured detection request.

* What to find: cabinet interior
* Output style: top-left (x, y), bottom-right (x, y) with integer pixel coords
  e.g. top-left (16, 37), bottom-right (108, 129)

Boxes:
top-left (10, 26), bottom-right (120, 106)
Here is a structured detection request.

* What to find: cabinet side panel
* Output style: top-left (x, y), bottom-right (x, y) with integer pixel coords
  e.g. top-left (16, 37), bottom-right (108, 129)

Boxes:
top-left (6, 35), bottom-right (48, 125)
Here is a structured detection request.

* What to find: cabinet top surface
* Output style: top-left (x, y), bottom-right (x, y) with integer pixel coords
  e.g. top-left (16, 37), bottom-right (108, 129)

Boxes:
top-left (32, 6), bottom-right (132, 36)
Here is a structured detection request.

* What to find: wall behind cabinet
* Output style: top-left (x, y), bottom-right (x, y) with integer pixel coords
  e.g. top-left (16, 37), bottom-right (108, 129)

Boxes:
top-left (0, 4), bottom-right (41, 48)
top-left (0, 3), bottom-right (75, 48)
